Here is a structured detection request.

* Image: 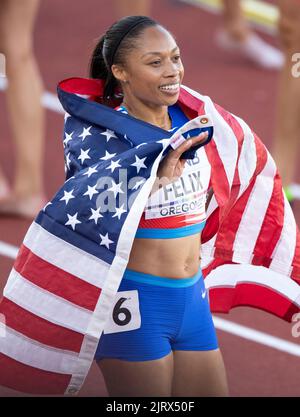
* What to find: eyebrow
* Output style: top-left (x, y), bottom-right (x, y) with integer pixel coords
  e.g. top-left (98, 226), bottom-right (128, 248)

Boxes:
top-left (141, 46), bottom-right (179, 58)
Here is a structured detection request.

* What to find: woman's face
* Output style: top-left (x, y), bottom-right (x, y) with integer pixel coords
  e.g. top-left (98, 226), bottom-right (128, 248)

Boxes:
top-left (114, 25), bottom-right (184, 108)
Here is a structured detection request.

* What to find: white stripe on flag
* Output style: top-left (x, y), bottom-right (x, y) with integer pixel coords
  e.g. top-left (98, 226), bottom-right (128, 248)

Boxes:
top-left (204, 97), bottom-right (238, 190)
top-left (182, 85), bottom-right (238, 190)
top-left (4, 269), bottom-right (92, 334)
top-left (233, 114), bottom-right (257, 197)
top-left (201, 233), bottom-right (217, 267)
top-left (205, 264), bottom-right (300, 306)
top-left (232, 152), bottom-right (276, 262)
top-left (24, 222), bottom-right (109, 288)
top-left (270, 194), bottom-right (297, 276)
top-left (0, 325), bottom-right (77, 374)
top-left (206, 194), bottom-right (218, 218)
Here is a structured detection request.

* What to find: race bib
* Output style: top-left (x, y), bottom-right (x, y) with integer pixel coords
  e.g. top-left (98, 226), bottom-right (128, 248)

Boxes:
top-left (145, 151), bottom-right (211, 221)
top-left (103, 290), bottom-right (141, 334)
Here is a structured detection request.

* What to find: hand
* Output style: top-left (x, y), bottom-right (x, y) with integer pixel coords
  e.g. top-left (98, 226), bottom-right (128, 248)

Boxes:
top-left (157, 131), bottom-right (209, 183)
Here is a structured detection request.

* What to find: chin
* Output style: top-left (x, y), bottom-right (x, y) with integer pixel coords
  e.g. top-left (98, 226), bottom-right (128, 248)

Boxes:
top-left (166, 96), bottom-right (179, 107)
top-left (159, 94), bottom-right (180, 107)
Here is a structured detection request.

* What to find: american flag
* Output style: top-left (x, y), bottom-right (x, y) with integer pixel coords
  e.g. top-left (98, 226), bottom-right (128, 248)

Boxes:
top-left (0, 78), bottom-right (299, 396)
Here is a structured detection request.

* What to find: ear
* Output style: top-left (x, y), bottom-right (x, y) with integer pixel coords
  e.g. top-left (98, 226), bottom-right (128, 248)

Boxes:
top-left (111, 64), bottom-right (128, 84)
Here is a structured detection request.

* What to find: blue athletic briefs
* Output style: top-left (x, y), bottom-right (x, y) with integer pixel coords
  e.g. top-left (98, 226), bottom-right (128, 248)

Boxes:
top-left (94, 268), bottom-right (218, 361)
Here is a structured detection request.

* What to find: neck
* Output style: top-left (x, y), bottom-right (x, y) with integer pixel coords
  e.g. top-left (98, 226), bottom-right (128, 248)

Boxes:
top-left (121, 97), bottom-right (171, 130)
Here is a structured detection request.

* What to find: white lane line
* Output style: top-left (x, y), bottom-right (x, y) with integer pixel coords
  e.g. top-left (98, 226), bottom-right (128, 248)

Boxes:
top-left (0, 77), bottom-right (64, 114)
top-left (0, 239), bottom-right (299, 357)
top-left (213, 316), bottom-right (300, 357)
top-left (0, 241), bottom-right (19, 259)
top-left (178, 0), bottom-right (279, 35)
top-left (289, 184), bottom-right (300, 201)
top-left (42, 91), bottom-right (64, 114)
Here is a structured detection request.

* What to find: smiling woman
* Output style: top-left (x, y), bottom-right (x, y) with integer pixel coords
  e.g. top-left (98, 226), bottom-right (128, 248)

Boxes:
top-left (88, 15), bottom-right (228, 397)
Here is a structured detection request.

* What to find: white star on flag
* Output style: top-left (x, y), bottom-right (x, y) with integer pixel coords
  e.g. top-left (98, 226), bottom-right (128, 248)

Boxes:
top-left (132, 179), bottom-right (146, 190)
top-left (106, 159), bottom-right (122, 173)
top-left (65, 175), bottom-right (75, 183)
top-left (78, 148), bottom-right (91, 164)
top-left (99, 233), bottom-right (114, 249)
top-left (108, 181), bottom-right (124, 197)
top-left (112, 204), bottom-right (127, 220)
top-left (63, 131), bottom-right (74, 147)
top-left (100, 150), bottom-right (117, 161)
top-left (79, 126), bottom-right (92, 141)
top-left (83, 184), bottom-right (99, 200)
top-left (43, 202), bottom-right (52, 211)
top-left (65, 153), bottom-right (71, 170)
top-left (157, 138), bottom-right (170, 146)
top-left (64, 112), bottom-right (71, 122)
top-left (83, 166), bottom-right (98, 178)
top-left (65, 213), bottom-right (81, 230)
top-left (60, 189), bottom-right (75, 205)
top-left (101, 129), bottom-right (118, 142)
top-left (131, 155), bottom-right (147, 173)
top-left (136, 142), bottom-right (147, 149)
top-left (89, 207), bottom-right (103, 224)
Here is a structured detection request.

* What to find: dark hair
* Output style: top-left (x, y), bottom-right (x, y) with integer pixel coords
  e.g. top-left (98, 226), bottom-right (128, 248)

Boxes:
top-left (89, 15), bottom-right (159, 100)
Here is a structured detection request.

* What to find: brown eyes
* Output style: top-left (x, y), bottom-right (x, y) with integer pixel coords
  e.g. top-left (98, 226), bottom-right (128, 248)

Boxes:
top-left (149, 55), bottom-right (181, 66)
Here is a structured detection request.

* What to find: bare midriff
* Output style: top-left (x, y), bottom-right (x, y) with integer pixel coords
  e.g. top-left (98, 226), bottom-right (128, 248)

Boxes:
top-left (127, 233), bottom-right (201, 279)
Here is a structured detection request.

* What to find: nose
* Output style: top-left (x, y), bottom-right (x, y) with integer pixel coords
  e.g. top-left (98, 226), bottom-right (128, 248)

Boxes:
top-left (164, 59), bottom-right (180, 78)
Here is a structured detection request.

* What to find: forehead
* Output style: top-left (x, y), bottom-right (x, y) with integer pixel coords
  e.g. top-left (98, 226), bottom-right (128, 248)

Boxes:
top-left (134, 26), bottom-right (178, 55)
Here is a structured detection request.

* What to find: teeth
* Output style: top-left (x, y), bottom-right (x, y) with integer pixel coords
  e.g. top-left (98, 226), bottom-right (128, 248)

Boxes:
top-left (160, 83), bottom-right (179, 91)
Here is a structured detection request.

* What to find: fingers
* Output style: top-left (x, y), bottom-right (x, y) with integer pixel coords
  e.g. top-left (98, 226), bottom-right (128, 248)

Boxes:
top-left (170, 131), bottom-right (208, 160)
top-left (157, 132), bottom-right (209, 181)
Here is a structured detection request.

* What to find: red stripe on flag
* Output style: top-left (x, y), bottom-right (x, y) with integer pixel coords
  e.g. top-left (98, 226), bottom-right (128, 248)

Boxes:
top-left (252, 131), bottom-right (269, 176)
top-left (202, 207), bottom-right (219, 244)
top-left (214, 103), bottom-right (245, 150)
top-left (214, 103), bottom-right (243, 218)
top-left (252, 172), bottom-right (284, 266)
top-left (214, 179), bottom-right (256, 261)
top-left (202, 258), bottom-right (230, 278)
top-left (209, 120), bottom-right (270, 262)
top-left (14, 244), bottom-right (101, 311)
top-left (59, 77), bottom-right (103, 96)
top-left (205, 101), bottom-right (250, 214)
top-left (0, 353), bottom-right (71, 395)
top-left (0, 297), bottom-right (84, 352)
top-left (209, 283), bottom-right (299, 322)
top-left (179, 88), bottom-right (205, 116)
top-left (205, 139), bottom-right (230, 208)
